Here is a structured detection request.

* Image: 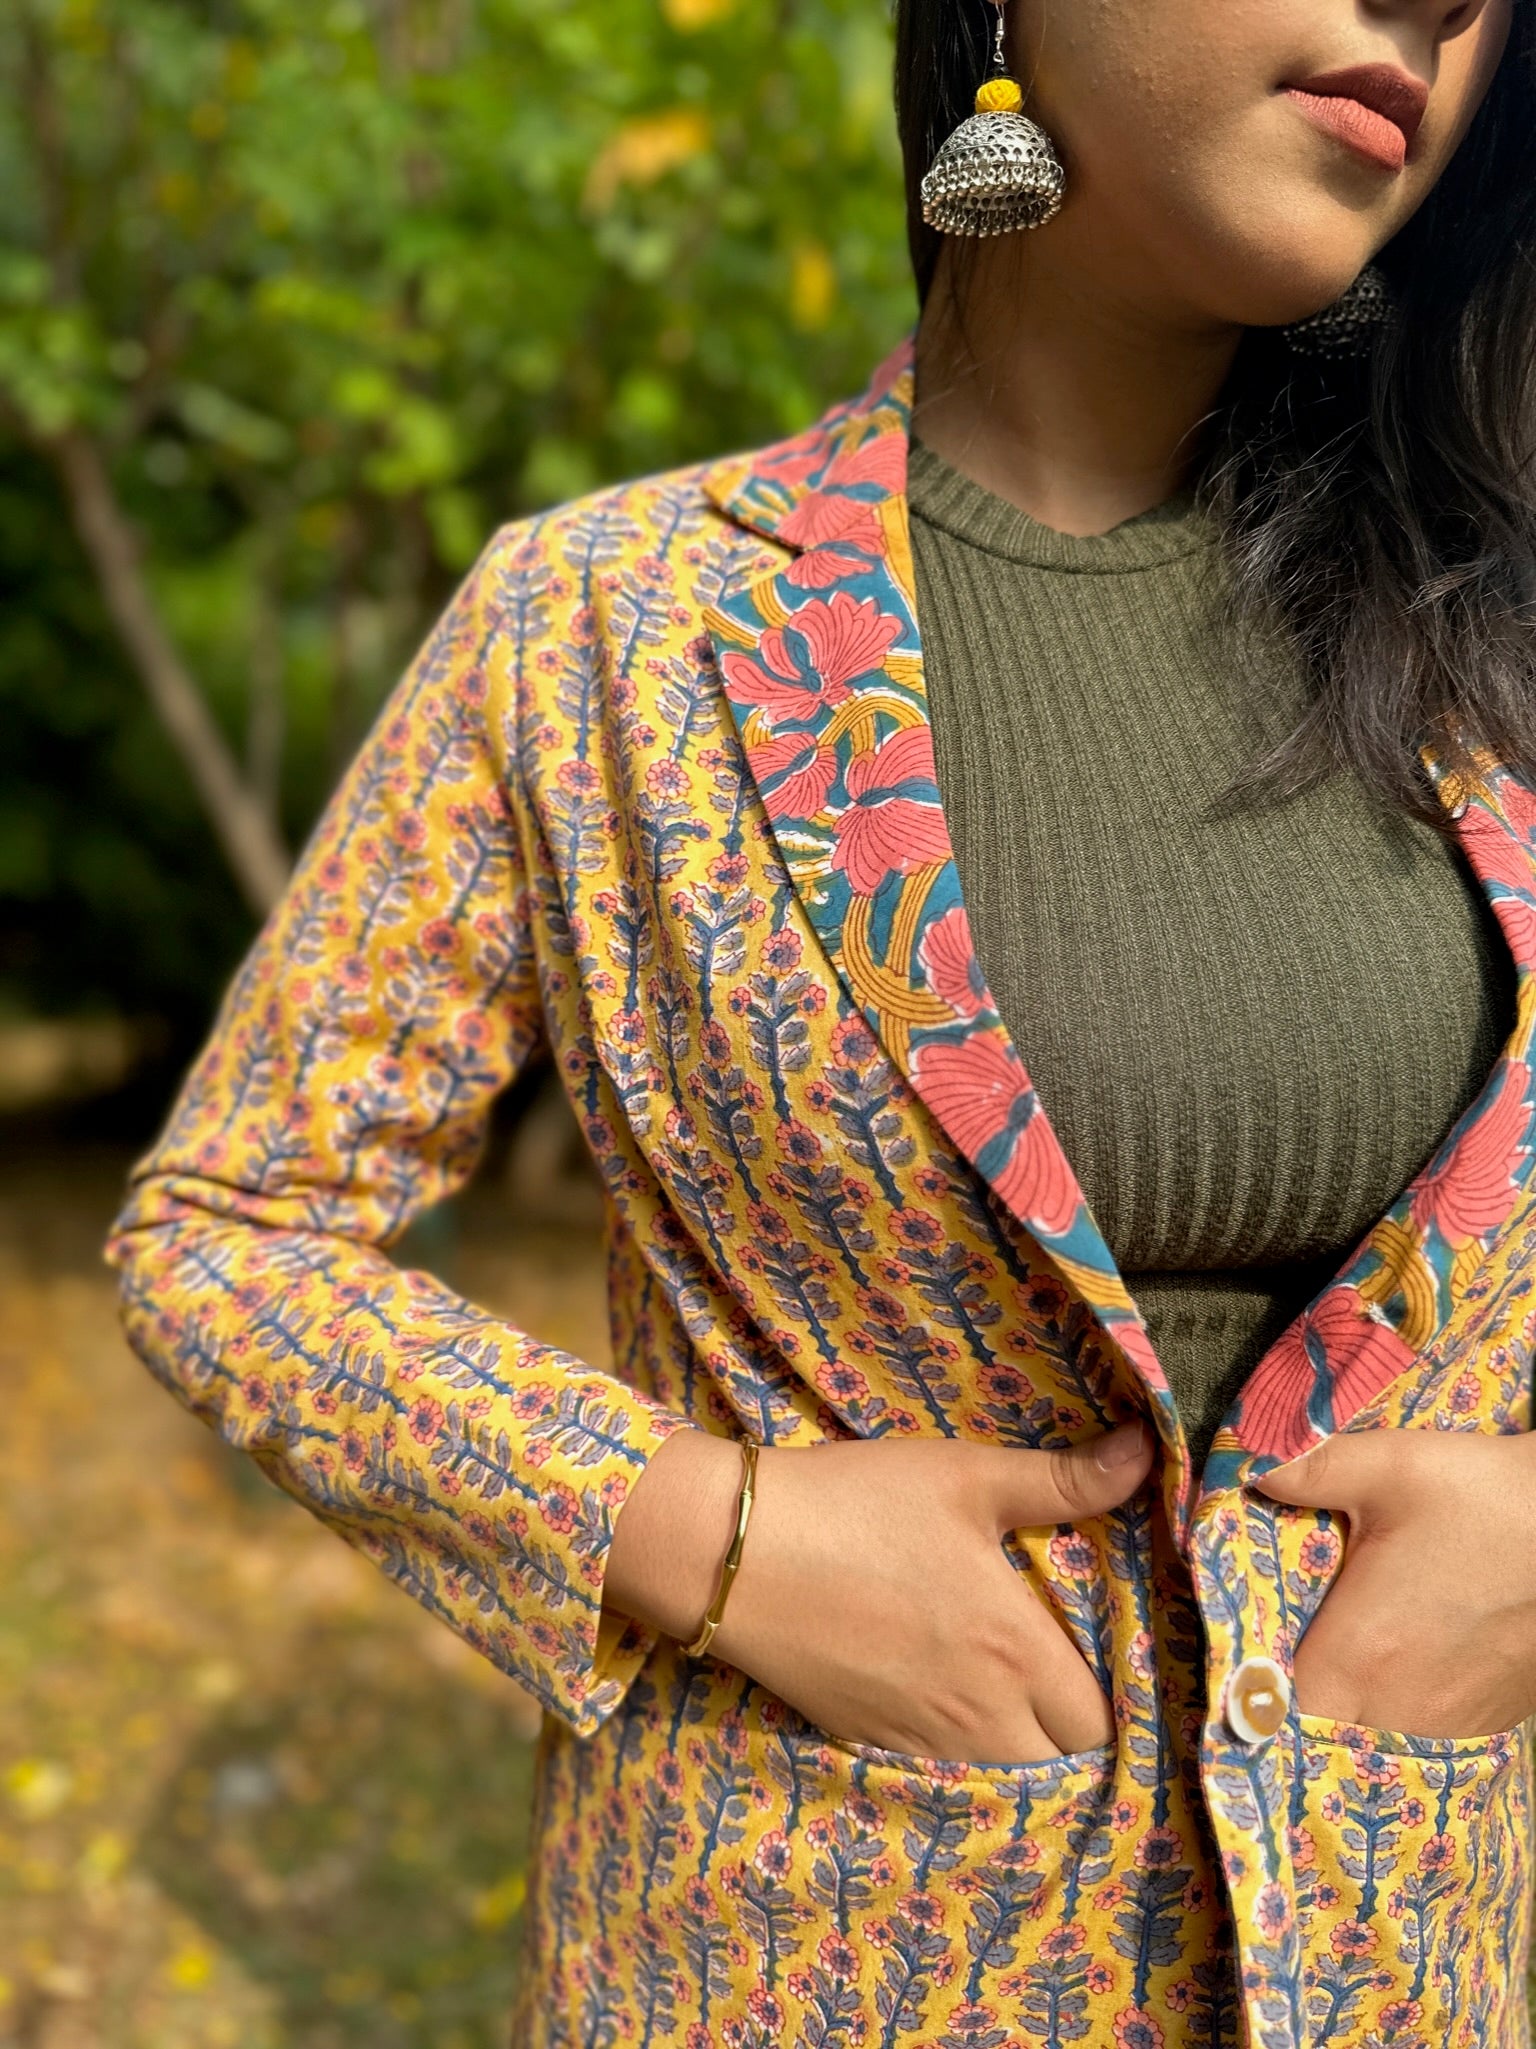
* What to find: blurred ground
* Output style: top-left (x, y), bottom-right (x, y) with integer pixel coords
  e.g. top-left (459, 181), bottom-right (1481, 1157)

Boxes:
top-left (5, 1085), bottom-right (1534, 2044)
top-left (0, 1073), bottom-right (606, 2049)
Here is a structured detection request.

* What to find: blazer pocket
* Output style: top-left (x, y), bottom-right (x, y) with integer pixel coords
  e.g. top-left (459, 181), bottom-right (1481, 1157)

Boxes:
top-left (1290, 1708), bottom-right (1532, 2039)
top-left (784, 1705), bottom-right (1119, 1792)
top-left (1295, 1709), bottom-right (1532, 1759)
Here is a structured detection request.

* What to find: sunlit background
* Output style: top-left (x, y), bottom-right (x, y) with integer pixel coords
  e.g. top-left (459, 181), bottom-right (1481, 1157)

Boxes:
top-left (9, 5), bottom-right (1535, 2046)
top-left (0, 1), bottom-right (909, 2041)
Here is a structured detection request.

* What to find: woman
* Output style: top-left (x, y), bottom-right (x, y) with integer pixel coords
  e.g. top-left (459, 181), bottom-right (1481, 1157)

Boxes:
top-left (107, 0), bottom-right (1536, 2041)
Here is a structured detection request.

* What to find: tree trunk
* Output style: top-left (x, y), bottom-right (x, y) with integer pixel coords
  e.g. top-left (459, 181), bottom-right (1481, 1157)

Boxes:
top-left (50, 426), bottom-right (291, 919)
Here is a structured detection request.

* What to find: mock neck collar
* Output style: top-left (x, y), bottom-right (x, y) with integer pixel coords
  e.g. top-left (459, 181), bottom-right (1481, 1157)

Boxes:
top-left (905, 433), bottom-right (1215, 575)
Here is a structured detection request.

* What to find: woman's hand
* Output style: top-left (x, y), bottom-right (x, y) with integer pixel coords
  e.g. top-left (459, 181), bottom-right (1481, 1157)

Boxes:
top-left (1255, 1428), bottom-right (1536, 1738)
top-left (605, 1422), bottom-right (1154, 1767)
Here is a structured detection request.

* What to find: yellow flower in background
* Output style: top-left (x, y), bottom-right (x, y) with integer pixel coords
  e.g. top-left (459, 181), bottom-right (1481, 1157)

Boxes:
top-left (662, 0), bottom-right (738, 27)
top-left (789, 238), bottom-right (837, 330)
top-left (583, 109), bottom-right (712, 213)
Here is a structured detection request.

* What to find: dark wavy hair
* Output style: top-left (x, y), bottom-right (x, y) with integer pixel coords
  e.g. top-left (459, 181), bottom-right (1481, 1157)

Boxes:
top-left (894, 1), bottom-right (1536, 824)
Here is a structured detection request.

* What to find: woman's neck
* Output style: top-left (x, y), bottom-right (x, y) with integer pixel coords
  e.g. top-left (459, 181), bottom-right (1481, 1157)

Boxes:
top-left (910, 239), bottom-right (1245, 538)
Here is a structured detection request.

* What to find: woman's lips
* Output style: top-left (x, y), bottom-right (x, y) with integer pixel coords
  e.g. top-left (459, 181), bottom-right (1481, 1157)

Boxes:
top-left (1283, 87), bottom-right (1407, 172)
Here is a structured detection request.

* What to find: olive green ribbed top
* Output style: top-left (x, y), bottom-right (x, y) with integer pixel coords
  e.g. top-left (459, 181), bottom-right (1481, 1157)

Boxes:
top-left (907, 434), bottom-right (1516, 1471)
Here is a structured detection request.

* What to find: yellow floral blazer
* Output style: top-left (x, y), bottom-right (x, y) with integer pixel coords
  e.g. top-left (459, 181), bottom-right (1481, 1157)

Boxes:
top-left (108, 334), bottom-right (1535, 2049)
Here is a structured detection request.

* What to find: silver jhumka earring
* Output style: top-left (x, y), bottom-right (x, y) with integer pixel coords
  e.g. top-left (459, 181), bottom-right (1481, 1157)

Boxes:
top-left (920, 1), bottom-right (1066, 237)
top-left (1280, 263), bottom-right (1396, 359)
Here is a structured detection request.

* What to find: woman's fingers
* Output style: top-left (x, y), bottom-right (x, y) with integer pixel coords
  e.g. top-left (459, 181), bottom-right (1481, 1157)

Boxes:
top-left (950, 1560), bottom-right (1115, 1762)
top-left (1013, 1582), bottom-right (1117, 1755)
top-left (984, 1423), bottom-right (1153, 1532)
top-left (971, 1706), bottom-right (1072, 1767)
top-left (697, 1434), bottom-right (1136, 1769)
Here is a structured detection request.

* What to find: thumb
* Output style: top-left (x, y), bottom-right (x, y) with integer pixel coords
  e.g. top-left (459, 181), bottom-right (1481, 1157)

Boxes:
top-left (1251, 1444), bottom-right (1332, 1509)
top-left (995, 1421), bottom-right (1155, 1528)
top-left (1253, 1433), bottom-right (1392, 1514)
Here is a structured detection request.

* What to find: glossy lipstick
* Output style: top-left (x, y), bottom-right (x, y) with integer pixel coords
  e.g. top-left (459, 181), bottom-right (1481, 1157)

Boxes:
top-left (1281, 63), bottom-right (1429, 174)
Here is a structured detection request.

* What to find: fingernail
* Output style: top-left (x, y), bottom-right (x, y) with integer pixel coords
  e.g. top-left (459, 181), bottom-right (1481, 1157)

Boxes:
top-left (1094, 1422), bottom-right (1150, 1470)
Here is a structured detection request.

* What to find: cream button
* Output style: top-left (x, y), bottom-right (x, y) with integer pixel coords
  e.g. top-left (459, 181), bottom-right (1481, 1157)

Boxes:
top-left (1226, 1656), bottom-right (1291, 1745)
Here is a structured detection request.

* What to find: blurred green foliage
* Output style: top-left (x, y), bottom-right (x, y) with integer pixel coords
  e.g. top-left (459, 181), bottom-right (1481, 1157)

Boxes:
top-left (0, 0), bottom-right (912, 1039)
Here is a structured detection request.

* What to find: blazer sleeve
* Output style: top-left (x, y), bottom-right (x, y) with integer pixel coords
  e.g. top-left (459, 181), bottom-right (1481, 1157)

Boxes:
top-left (104, 523), bottom-right (695, 1738)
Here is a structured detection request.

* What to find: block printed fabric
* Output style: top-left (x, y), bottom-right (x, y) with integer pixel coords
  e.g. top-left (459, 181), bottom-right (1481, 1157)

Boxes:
top-left (108, 332), bottom-right (1536, 2049)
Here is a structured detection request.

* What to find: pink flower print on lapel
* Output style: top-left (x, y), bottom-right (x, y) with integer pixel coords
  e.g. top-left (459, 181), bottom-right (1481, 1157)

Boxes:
top-left (1456, 800), bottom-right (1536, 957)
top-left (746, 730), bottom-right (840, 824)
top-left (911, 1031), bottom-right (1080, 1238)
top-left (721, 591), bottom-right (904, 726)
top-left (829, 725), bottom-right (953, 897)
top-left (786, 547), bottom-right (881, 591)
top-left (779, 435), bottom-right (908, 558)
top-left (918, 904), bottom-right (990, 1022)
top-left (1408, 1055), bottom-right (1532, 1244)
top-left (1233, 1289), bottom-right (1414, 1461)
top-left (1489, 763), bottom-right (1536, 841)
top-left (701, 352), bottom-right (1190, 1467)
top-left (755, 435), bottom-right (823, 495)
top-left (1225, 989), bottom-right (1530, 1469)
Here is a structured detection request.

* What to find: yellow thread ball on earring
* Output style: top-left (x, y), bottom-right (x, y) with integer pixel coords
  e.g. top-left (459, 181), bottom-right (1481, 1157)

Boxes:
top-left (974, 77), bottom-right (1024, 114)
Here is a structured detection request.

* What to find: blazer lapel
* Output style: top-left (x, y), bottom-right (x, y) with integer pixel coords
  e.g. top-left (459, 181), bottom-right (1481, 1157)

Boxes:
top-left (699, 334), bottom-right (1181, 1454)
top-left (701, 332), bottom-right (1536, 1530)
top-left (1206, 751), bottom-right (1536, 1494)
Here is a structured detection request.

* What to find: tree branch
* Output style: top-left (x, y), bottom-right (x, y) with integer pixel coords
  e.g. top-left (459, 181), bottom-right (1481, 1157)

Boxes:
top-left (49, 426), bottom-right (291, 918)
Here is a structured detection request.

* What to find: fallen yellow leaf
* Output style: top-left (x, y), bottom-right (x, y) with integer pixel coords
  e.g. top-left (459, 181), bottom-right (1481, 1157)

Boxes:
top-left (77, 1830), bottom-right (128, 1887)
top-left (5, 1759), bottom-right (73, 1820)
top-left (166, 1942), bottom-right (215, 1990)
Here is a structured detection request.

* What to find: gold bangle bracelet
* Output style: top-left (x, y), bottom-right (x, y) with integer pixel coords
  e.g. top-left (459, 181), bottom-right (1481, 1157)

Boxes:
top-left (683, 1439), bottom-right (759, 1659)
